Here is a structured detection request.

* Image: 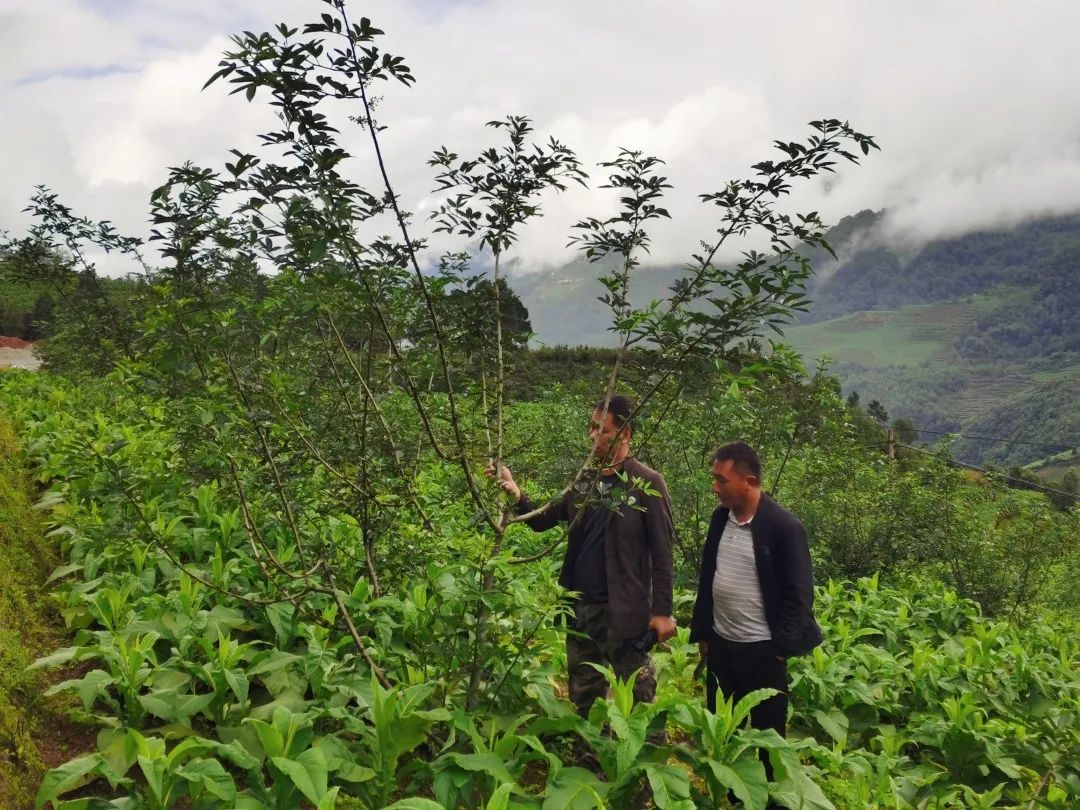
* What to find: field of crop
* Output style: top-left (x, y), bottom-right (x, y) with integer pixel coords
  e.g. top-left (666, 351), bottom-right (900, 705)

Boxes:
top-left (2, 367), bottom-right (1078, 809)
top-left (783, 300), bottom-right (987, 369)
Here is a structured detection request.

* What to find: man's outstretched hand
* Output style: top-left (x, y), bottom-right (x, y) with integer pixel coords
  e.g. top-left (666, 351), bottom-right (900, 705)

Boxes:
top-left (484, 461), bottom-right (521, 502)
top-left (649, 614), bottom-right (677, 643)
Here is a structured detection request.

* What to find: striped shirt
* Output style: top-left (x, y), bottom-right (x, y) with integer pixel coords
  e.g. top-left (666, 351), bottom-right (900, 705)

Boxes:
top-left (711, 514), bottom-right (771, 642)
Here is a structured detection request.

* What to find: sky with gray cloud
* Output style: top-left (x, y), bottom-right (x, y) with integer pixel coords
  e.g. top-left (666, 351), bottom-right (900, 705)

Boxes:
top-left (3, 0), bottom-right (1080, 277)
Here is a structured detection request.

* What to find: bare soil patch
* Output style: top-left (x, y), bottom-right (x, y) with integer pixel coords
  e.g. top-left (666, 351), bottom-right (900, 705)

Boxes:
top-left (0, 338), bottom-right (41, 370)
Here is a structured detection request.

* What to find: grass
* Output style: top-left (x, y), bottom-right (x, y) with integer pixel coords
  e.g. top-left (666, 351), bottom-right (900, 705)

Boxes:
top-left (0, 416), bottom-right (61, 808)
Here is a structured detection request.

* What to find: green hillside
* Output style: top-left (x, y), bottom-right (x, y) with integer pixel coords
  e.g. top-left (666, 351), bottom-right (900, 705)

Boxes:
top-left (513, 212), bottom-right (1080, 466)
top-left (785, 302), bottom-right (1079, 465)
top-left (784, 301), bottom-right (978, 366)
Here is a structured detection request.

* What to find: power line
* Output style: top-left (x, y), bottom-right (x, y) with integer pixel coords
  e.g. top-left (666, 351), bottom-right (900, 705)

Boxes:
top-left (895, 442), bottom-right (1079, 502)
top-left (910, 428), bottom-right (1077, 454)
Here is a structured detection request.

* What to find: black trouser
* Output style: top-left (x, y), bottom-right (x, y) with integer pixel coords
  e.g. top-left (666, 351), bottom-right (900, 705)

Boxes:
top-left (567, 602), bottom-right (656, 716)
top-left (705, 631), bottom-right (788, 731)
top-left (705, 630), bottom-right (788, 784)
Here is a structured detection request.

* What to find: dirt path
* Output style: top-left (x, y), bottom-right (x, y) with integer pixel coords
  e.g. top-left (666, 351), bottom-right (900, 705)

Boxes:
top-left (0, 344), bottom-right (42, 370)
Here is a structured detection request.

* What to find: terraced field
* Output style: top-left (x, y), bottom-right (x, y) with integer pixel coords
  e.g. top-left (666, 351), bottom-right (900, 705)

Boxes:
top-left (951, 374), bottom-right (1031, 421)
top-left (783, 292), bottom-right (1079, 465)
top-left (785, 299), bottom-right (981, 368)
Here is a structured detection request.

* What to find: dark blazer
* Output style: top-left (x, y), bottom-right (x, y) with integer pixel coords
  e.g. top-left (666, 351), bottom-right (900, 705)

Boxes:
top-left (689, 494), bottom-right (822, 658)
top-left (517, 457), bottom-right (674, 641)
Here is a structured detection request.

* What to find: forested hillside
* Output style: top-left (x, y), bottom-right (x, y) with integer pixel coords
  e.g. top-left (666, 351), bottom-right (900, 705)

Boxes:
top-left (513, 212), bottom-right (1080, 468)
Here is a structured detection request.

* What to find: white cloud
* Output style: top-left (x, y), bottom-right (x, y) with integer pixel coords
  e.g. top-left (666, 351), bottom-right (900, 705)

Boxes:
top-left (3, 0), bottom-right (1080, 279)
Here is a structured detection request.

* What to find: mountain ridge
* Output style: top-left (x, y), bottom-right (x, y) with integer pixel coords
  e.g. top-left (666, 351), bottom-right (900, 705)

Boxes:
top-left (509, 210), bottom-right (1080, 467)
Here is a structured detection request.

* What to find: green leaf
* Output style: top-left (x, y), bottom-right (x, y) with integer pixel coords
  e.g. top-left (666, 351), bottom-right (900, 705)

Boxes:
top-left (36, 754), bottom-right (106, 810)
top-left (46, 562), bottom-right (83, 583)
top-left (224, 668), bottom-right (250, 705)
top-left (316, 787), bottom-right (341, 810)
top-left (486, 783), bottom-right (515, 810)
top-left (137, 691), bottom-right (214, 721)
top-left (645, 763), bottom-right (694, 810)
top-left (730, 688), bottom-right (780, 736)
top-left (768, 748), bottom-right (835, 810)
top-left (233, 796), bottom-right (272, 810)
top-left (31, 646), bottom-right (92, 670)
top-left (812, 708), bottom-right (849, 745)
top-left (383, 800), bottom-right (446, 810)
top-left (196, 736), bottom-right (261, 771)
top-left (246, 717), bottom-right (285, 759)
top-left (542, 766), bottom-right (609, 809)
top-left (247, 649), bottom-right (300, 677)
top-left (263, 603), bottom-right (299, 648)
top-left (47, 669), bottom-right (114, 711)
top-left (272, 748), bottom-right (329, 805)
top-left (707, 756), bottom-right (768, 810)
top-left (336, 763), bottom-right (376, 783)
top-left (96, 729), bottom-right (139, 779)
top-left (176, 758), bottom-right (236, 802)
top-left (444, 751), bottom-right (516, 785)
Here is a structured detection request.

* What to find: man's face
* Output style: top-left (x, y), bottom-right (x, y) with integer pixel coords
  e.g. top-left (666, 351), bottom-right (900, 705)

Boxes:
top-left (589, 408), bottom-right (629, 462)
top-left (711, 459), bottom-right (753, 506)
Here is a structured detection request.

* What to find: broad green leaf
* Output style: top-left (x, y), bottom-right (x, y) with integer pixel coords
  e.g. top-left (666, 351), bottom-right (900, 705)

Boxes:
top-left (137, 691), bottom-right (214, 721)
top-left (233, 796), bottom-right (272, 810)
top-left (272, 747), bottom-right (329, 805)
top-left (542, 766), bottom-right (609, 810)
top-left (645, 763), bottom-right (694, 810)
top-left (36, 755), bottom-right (106, 810)
top-left (46, 562), bottom-right (83, 583)
top-left (336, 763), bottom-right (376, 783)
top-left (31, 646), bottom-right (92, 670)
top-left (730, 688), bottom-right (780, 736)
top-left (137, 694), bottom-right (178, 721)
top-left (195, 736), bottom-right (261, 771)
top-left (164, 738), bottom-right (208, 768)
top-left (264, 602), bottom-right (299, 648)
top-left (707, 757), bottom-right (768, 810)
top-left (812, 708), bottom-right (849, 745)
top-left (136, 755), bottom-right (166, 805)
top-left (224, 668), bottom-right (250, 704)
top-left (96, 729), bottom-right (139, 779)
top-left (768, 748), bottom-right (835, 810)
top-left (445, 751), bottom-right (516, 785)
top-left (614, 710), bottom-right (650, 776)
top-left (245, 717), bottom-right (285, 758)
top-left (316, 787), bottom-right (341, 810)
top-left (247, 649), bottom-right (301, 677)
top-left (47, 669), bottom-right (115, 711)
top-left (383, 800), bottom-right (446, 810)
top-left (176, 758), bottom-right (236, 802)
top-left (175, 691), bottom-right (216, 718)
top-left (486, 783), bottom-right (515, 810)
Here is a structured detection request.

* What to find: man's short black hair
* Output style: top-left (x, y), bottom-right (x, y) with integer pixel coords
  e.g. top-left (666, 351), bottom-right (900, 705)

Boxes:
top-left (712, 441), bottom-right (761, 480)
top-left (594, 393), bottom-right (635, 432)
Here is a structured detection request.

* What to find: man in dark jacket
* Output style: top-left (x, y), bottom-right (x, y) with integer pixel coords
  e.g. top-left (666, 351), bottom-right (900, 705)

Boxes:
top-left (491, 394), bottom-right (676, 714)
top-left (690, 442), bottom-right (822, 738)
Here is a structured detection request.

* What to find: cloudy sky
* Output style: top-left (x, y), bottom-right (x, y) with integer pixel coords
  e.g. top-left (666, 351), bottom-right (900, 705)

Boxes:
top-left (3, 0), bottom-right (1080, 276)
